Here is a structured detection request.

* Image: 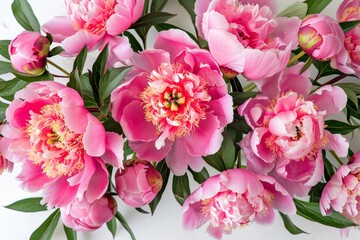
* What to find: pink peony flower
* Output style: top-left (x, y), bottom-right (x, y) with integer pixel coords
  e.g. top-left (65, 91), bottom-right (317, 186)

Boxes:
top-left (195, 0), bottom-right (301, 79)
top-left (42, 0), bottom-right (141, 64)
top-left (298, 14), bottom-right (354, 74)
top-left (9, 31), bottom-right (50, 76)
top-left (239, 63), bottom-right (349, 196)
top-left (0, 81), bottom-right (124, 208)
top-left (337, 0), bottom-right (360, 77)
top-left (61, 195), bottom-right (117, 231)
top-left (115, 160), bottom-right (163, 207)
top-left (320, 151), bottom-right (360, 225)
top-left (182, 168), bottom-right (296, 240)
top-left (111, 29), bottom-right (233, 175)
top-left (0, 136), bottom-right (13, 175)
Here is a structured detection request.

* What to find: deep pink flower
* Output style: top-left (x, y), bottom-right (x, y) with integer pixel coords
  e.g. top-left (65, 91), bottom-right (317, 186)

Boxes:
top-left (320, 151), bottom-right (360, 225)
top-left (195, 0), bottom-right (301, 79)
top-left (0, 136), bottom-right (13, 175)
top-left (9, 31), bottom-right (50, 76)
top-left (61, 195), bottom-right (117, 231)
top-left (299, 14), bottom-right (354, 74)
top-left (182, 168), bottom-right (295, 239)
top-left (115, 160), bottom-right (162, 207)
top-left (239, 64), bottom-right (349, 196)
top-left (0, 81), bottom-right (124, 208)
top-left (337, 0), bottom-right (360, 77)
top-left (42, 0), bottom-right (141, 64)
top-left (111, 29), bottom-right (233, 175)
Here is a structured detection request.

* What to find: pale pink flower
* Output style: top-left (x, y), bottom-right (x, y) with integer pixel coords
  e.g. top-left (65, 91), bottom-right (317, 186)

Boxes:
top-left (0, 81), bottom-right (124, 208)
top-left (337, 0), bottom-right (360, 77)
top-left (182, 168), bottom-right (296, 239)
top-left (115, 160), bottom-right (162, 207)
top-left (111, 29), bottom-right (233, 175)
top-left (9, 31), bottom-right (50, 76)
top-left (320, 151), bottom-right (360, 226)
top-left (299, 14), bottom-right (355, 74)
top-left (42, 0), bottom-right (141, 65)
top-left (61, 195), bottom-right (117, 231)
top-left (195, 0), bottom-right (301, 79)
top-left (239, 64), bottom-right (349, 196)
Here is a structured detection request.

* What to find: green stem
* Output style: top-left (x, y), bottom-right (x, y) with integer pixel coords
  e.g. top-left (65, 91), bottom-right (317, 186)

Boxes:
top-left (288, 51), bottom-right (306, 66)
top-left (322, 74), bottom-right (347, 86)
top-left (329, 150), bottom-right (343, 166)
top-left (47, 59), bottom-right (70, 77)
top-left (243, 82), bottom-right (257, 92)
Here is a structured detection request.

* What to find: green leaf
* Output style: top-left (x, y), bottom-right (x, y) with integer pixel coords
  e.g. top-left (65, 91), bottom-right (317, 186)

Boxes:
top-left (309, 182), bottom-right (326, 203)
top-left (103, 116), bottom-right (123, 135)
top-left (277, 2), bottom-right (308, 19)
top-left (0, 78), bottom-right (28, 101)
top-left (313, 60), bottom-right (343, 80)
top-left (48, 46), bottom-right (64, 58)
top-left (0, 101), bottom-right (8, 120)
top-left (123, 31), bottom-right (143, 52)
top-left (0, 61), bottom-right (13, 75)
top-left (131, 12), bottom-right (176, 29)
top-left (294, 198), bottom-right (357, 228)
top-left (72, 47), bottom-right (88, 74)
top-left (325, 119), bottom-right (360, 135)
top-left (12, 70), bottom-right (54, 82)
top-left (305, 0), bottom-right (332, 15)
top-left (149, 160), bottom-right (170, 215)
top-left (90, 45), bottom-right (109, 106)
top-left (4, 197), bottom-right (48, 212)
top-left (178, 0), bottom-right (196, 24)
top-left (155, 23), bottom-right (198, 42)
top-left (99, 66), bottom-right (131, 103)
top-left (0, 40), bottom-right (11, 60)
top-left (30, 209), bottom-right (60, 240)
top-left (337, 83), bottom-right (360, 95)
top-left (115, 211), bottom-right (136, 240)
top-left (342, 87), bottom-right (358, 110)
top-left (106, 217), bottom-right (117, 239)
top-left (230, 92), bottom-right (259, 106)
top-left (63, 225), bottom-right (77, 240)
top-left (322, 150), bottom-right (335, 182)
top-left (11, 0), bottom-right (40, 32)
top-left (340, 20), bottom-right (360, 33)
top-left (135, 207), bottom-right (150, 214)
top-left (189, 167), bottom-right (209, 184)
top-left (279, 212), bottom-right (308, 235)
top-left (151, 0), bottom-right (168, 12)
top-left (172, 173), bottom-right (191, 206)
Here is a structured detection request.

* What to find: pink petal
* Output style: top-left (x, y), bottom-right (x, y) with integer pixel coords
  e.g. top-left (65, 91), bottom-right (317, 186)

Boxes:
top-left (307, 85), bottom-right (347, 118)
top-left (207, 94), bottom-right (234, 128)
top-left (154, 29), bottom-right (198, 61)
top-left (325, 132), bottom-right (349, 157)
top-left (84, 158), bottom-right (108, 202)
top-left (83, 113), bottom-right (106, 157)
top-left (220, 169), bottom-right (264, 196)
top-left (129, 139), bottom-right (173, 162)
top-left (102, 132), bottom-right (124, 168)
top-left (202, 11), bottom-right (229, 40)
top-left (120, 101), bottom-right (158, 142)
top-left (61, 30), bottom-right (103, 56)
top-left (42, 16), bottom-right (77, 42)
top-left (42, 176), bottom-right (79, 208)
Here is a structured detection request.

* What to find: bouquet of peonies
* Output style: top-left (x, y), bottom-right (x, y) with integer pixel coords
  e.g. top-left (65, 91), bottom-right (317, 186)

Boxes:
top-left (0, 0), bottom-right (360, 239)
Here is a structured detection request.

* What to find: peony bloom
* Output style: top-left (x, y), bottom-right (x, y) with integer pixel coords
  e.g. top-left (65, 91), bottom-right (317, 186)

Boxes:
top-left (0, 81), bottom-right (124, 208)
top-left (195, 0), bottom-right (301, 79)
top-left (42, 0), bottom-right (141, 64)
top-left (115, 160), bottom-right (162, 207)
top-left (337, 0), bottom-right (360, 77)
top-left (239, 63), bottom-right (349, 196)
top-left (61, 195), bottom-right (117, 231)
top-left (182, 168), bottom-right (296, 240)
top-left (9, 31), bottom-right (50, 76)
top-left (111, 29), bottom-right (233, 175)
top-left (0, 136), bottom-right (13, 175)
top-left (320, 151), bottom-right (360, 225)
top-left (298, 14), bottom-right (354, 74)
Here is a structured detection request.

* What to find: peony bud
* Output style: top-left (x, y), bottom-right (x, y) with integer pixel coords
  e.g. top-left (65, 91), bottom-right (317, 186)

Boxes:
top-left (9, 31), bottom-right (50, 76)
top-left (61, 195), bottom-right (117, 232)
top-left (298, 14), bottom-right (345, 61)
top-left (115, 160), bottom-right (163, 207)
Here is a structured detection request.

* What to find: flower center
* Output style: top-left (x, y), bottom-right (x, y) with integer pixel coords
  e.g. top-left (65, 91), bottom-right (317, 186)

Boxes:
top-left (201, 190), bottom-right (273, 231)
top-left (140, 63), bottom-right (211, 143)
top-left (25, 103), bottom-right (84, 178)
top-left (68, 0), bottom-right (116, 35)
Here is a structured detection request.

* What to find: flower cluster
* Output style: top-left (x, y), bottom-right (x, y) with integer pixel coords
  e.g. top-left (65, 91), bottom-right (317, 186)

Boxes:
top-left (0, 0), bottom-right (360, 239)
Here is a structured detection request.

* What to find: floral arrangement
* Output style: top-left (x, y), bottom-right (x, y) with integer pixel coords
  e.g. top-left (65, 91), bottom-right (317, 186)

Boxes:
top-left (0, 0), bottom-right (360, 239)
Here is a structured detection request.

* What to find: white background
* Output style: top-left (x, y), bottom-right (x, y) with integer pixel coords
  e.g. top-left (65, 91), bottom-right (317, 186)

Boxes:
top-left (1, 0), bottom-right (360, 239)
